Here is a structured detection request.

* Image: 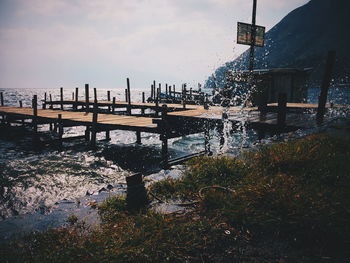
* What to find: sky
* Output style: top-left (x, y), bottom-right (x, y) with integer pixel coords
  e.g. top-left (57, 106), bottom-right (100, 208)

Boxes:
top-left (0, 0), bottom-right (309, 91)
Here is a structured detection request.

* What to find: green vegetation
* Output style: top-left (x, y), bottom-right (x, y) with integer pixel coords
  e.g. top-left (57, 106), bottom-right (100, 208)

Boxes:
top-left (1, 134), bottom-right (350, 262)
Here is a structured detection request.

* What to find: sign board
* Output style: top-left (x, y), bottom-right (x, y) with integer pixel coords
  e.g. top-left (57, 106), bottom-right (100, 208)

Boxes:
top-left (237, 22), bottom-right (265, 47)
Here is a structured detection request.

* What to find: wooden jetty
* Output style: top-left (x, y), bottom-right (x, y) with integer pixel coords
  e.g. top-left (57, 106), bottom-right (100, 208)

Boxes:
top-left (0, 52), bottom-right (344, 167)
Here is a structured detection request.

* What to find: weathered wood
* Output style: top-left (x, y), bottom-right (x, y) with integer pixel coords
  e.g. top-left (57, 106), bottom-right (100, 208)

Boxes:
top-left (125, 88), bottom-right (128, 102)
top-left (166, 84), bottom-right (168, 96)
top-left (182, 86), bottom-right (187, 109)
top-left (0, 92), bottom-right (3, 106)
top-left (32, 95), bottom-right (39, 146)
top-left (153, 81), bottom-right (156, 100)
top-left (277, 93), bottom-right (287, 130)
top-left (127, 78), bottom-right (132, 115)
top-left (161, 104), bottom-right (168, 167)
top-left (43, 92), bottom-right (47, 109)
top-left (136, 130), bottom-right (141, 144)
top-left (204, 94), bottom-right (209, 110)
top-left (49, 94), bottom-right (53, 109)
top-left (90, 102), bottom-right (98, 147)
top-left (58, 114), bottom-right (63, 148)
top-left (85, 84), bottom-right (89, 113)
top-left (94, 88), bottom-right (97, 103)
top-left (142, 92), bottom-right (145, 103)
top-left (107, 90), bottom-right (111, 112)
top-left (60, 87), bottom-right (64, 110)
top-left (19, 101), bottom-right (23, 108)
top-left (317, 51), bottom-right (336, 125)
top-left (72, 92), bottom-right (74, 100)
top-left (74, 87), bottom-right (79, 110)
top-left (126, 173), bottom-right (148, 210)
top-left (112, 97), bottom-right (116, 113)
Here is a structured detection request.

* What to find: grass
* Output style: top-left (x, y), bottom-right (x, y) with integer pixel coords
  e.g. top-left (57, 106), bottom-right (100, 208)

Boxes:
top-left (1, 134), bottom-right (350, 262)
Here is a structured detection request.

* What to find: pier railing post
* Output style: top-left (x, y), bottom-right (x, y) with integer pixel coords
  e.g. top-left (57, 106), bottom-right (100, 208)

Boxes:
top-left (43, 92), bottom-right (47, 109)
top-left (204, 94), bottom-right (209, 110)
top-left (0, 92), bottom-right (3, 106)
top-left (127, 78), bottom-right (132, 115)
top-left (74, 87), bottom-right (79, 110)
top-left (277, 93), bottom-right (287, 131)
top-left (90, 102), bottom-right (98, 148)
top-left (112, 97), bottom-right (116, 113)
top-left (85, 84), bottom-right (89, 113)
top-left (317, 51), bottom-right (336, 125)
top-left (107, 90), bottom-right (111, 112)
top-left (161, 104), bottom-right (169, 168)
top-left (94, 88), bottom-right (97, 103)
top-left (49, 94), bottom-right (53, 109)
top-left (32, 95), bottom-right (39, 147)
top-left (60, 87), bottom-right (64, 110)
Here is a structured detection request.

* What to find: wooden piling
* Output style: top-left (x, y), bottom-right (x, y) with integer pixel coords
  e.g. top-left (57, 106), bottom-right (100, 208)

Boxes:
top-left (43, 92), bottom-right (47, 109)
top-left (107, 90), bottom-right (111, 112)
top-left (277, 93), bottom-right (287, 130)
top-left (0, 92), bottom-right (3, 106)
top-left (60, 87), bottom-right (64, 110)
top-left (142, 92), bottom-right (145, 103)
top-left (127, 78), bottom-right (131, 115)
top-left (166, 84), bottom-right (168, 96)
top-left (112, 97), bottom-right (116, 113)
top-left (136, 130), bottom-right (141, 144)
top-left (94, 88), bottom-right (97, 103)
top-left (19, 101), bottom-right (23, 108)
top-left (58, 114), bottom-right (63, 149)
top-left (317, 51), bottom-right (336, 125)
top-left (72, 92), bottom-right (74, 100)
top-left (126, 173), bottom-right (148, 210)
top-left (74, 87), bottom-right (79, 110)
top-left (90, 102), bottom-right (98, 148)
top-left (105, 130), bottom-right (110, 141)
top-left (161, 104), bottom-right (168, 167)
top-left (85, 84), bottom-right (89, 113)
top-left (204, 94), bottom-right (209, 110)
top-left (182, 86), bottom-right (187, 109)
top-left (153, 80), bottom-right (156, 100)
top-left (32, 95), bottom-right (38, 146)
top-left (125, 88), bottom-right (128, 102)
top-left (49, 94), bottom-right (53, 109)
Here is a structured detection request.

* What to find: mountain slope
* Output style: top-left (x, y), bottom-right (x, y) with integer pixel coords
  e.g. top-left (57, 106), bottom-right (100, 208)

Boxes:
top-left (206, 0), bottom-right (350, 88)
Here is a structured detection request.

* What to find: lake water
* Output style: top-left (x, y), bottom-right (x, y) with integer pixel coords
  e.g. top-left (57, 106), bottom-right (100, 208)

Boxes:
top-left (0, 85), bottom-right (349, 239)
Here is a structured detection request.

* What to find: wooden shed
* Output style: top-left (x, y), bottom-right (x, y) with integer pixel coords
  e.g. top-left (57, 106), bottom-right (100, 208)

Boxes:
top-left (225, 68), bottom-right (312, 105)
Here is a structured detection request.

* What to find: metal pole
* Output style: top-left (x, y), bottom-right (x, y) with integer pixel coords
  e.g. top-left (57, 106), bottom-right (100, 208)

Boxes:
top-left (249, 0), bottom-right (257, 71)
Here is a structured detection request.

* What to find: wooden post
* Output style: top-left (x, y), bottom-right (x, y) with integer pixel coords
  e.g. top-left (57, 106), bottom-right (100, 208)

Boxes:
top-left (90, 102), bottom-right (98, 148)
top-left (182, 86), bottom-right (187, 109)
top-left (277, 93), bottom-right (287, 130)
top-left (72, 92), bottom-right (74, 100)
top-left (58, 114), bottom-right (63, 149)
top-left (125, 88), bottom-right (128, 102)
top-left (249, 0), bottom-right (257, 71)
top-left (151, 84), bottom-right (154, 100)
top-left (204, 94), bottom-right (209, 110)
top-left (85, 127), bottom-right (90, 141)
top-left (105, 130), bottom-right (110, 141)
top-left (166, 84), bottom-right (168, 96)
top-left (317, 51), bottom-right (336, 125)
top-left (60, 87), bottom-right (64, 110)
top-left (190, 88), bottom-right (192, 100)
top-left (32, 95), bottom-right (38, 146)
top-left (19, 101), bottom-right (24, 126)
top-left (161, 104), bottom-right (168, 167)
top-left (126, 173), bottom-right (149, 210)
top-left (43, 92), bottom-right (47, 109)
top-left (142, 92), bottom-right (145, 103)
top-left (153, 80), bottom-right (156, 100)
top-left (49, 94), bottom-right (53, 109)
top-left (127, 78), bottom-right (131, 115)
top-left (94, 88), bottom-right (97, 103)
top-left (173, 85), bottom-right (176, 100)
top-left (0, 92), bottom-right (3, 106)
top-left (136, 130), bottom-right (141, 144)
top-left (112, 97), bottom-right (116, 113)
top-left (74, 87), bottom-right (79, 110)
top-left (107, 90), bottom-right (111, 112)
top-left (85, 84), bottom-right (89, 113)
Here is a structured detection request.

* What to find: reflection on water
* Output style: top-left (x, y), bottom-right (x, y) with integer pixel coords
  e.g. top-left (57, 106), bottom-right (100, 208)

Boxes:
top-left (0, 86), bottom-right (349, 221)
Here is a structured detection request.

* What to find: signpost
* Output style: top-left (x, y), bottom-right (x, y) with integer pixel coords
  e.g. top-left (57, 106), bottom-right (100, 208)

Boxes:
top-left (237, 22), bottom-right (265, 47)
top-left (236, 0), bottom-right (265, 71)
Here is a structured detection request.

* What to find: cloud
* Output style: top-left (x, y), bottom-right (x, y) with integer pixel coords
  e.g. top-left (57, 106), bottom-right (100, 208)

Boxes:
top-left (0, 0), bottom-right (309, 90)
